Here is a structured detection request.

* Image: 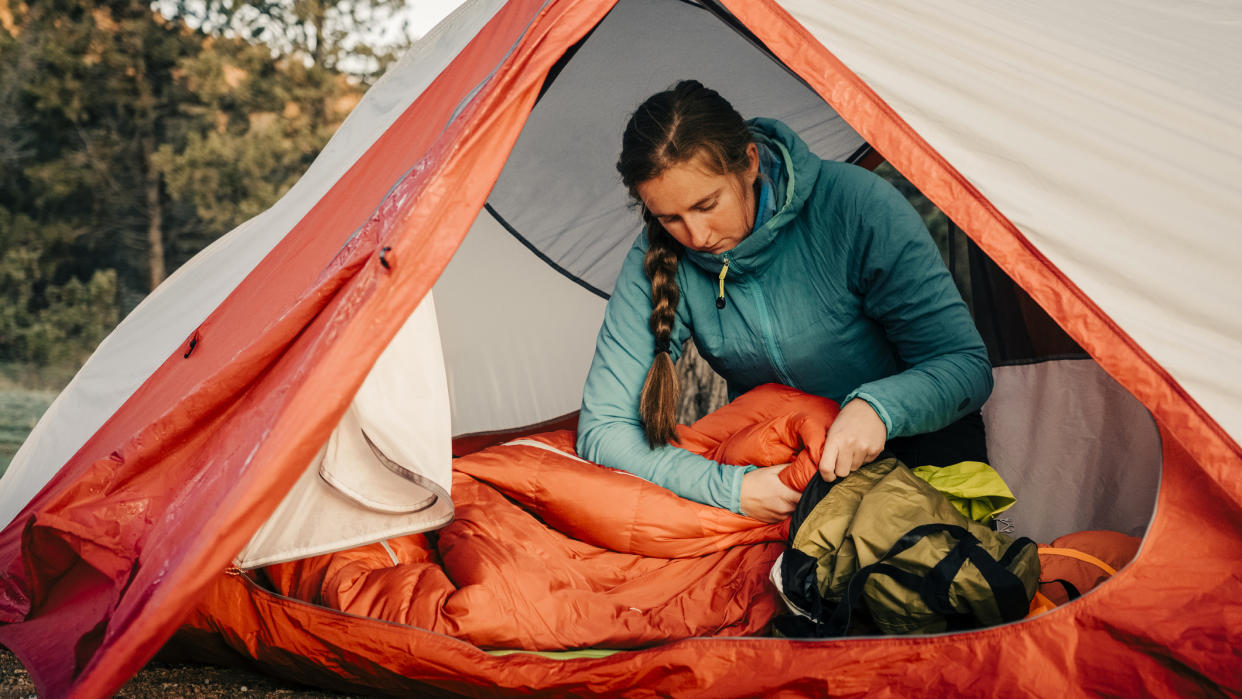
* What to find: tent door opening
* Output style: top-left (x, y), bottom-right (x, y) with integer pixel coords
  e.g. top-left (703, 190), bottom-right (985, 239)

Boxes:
top-left (238, 0), bottom-right (1159, 620)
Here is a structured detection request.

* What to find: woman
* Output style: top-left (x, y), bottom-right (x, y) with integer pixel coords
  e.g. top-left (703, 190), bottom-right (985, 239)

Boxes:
top-left (577, 81), bottom-right (992, 522)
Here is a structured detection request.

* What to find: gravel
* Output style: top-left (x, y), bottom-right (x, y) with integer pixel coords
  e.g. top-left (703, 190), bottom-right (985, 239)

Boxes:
top-left (0, 647), bottom-right (371, 698)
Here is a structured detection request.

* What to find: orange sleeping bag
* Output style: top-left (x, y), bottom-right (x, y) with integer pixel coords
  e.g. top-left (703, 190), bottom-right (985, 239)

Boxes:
top-left (265, 383), bottom-right (839, 650)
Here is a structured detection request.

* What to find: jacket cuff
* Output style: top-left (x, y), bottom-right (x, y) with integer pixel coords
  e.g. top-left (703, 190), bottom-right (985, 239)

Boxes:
top-left (730, 465), bottom-right (758, 514)
top-left (842, 389), bottom-right (893, 436)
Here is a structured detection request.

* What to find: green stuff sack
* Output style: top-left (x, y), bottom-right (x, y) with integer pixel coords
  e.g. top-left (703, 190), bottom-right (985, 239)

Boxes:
top-left (911, 461), bottom-right (1016, 524)
top-left (774, 457), bottom-right (1040, 636)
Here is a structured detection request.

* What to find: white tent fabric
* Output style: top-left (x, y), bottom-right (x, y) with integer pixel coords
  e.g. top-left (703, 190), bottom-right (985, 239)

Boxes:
top-left (432, 211), bottom-right (606, 436)
top-left (239, 294), bottom-right (453, 568)
top-left (788, 0), bottom-right (1242, 444)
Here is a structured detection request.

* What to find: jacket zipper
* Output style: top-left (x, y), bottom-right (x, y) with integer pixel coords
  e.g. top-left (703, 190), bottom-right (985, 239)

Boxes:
top-left (716, 253), bottom-right (795, 385)
top-left (753, 278), bottom-right (795, 386)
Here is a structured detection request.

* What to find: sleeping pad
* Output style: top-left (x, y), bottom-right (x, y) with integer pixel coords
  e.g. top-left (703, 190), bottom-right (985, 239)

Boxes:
top-left (263, 383), bottom-right (840, 650)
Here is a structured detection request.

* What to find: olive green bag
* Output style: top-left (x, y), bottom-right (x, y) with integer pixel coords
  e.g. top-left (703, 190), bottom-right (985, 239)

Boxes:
top-left (773, 457), bottom-right (1040, 636)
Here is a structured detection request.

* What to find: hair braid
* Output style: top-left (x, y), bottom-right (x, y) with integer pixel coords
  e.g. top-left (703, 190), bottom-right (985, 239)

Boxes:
top-left (616, 79), bottom-right (752, 448)
top-left (639, 219), bottom-right (682, 446)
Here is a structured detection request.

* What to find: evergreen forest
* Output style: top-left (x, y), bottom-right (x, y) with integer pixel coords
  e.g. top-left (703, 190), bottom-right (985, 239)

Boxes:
top-left (0, 0), bottom-right (416, 468)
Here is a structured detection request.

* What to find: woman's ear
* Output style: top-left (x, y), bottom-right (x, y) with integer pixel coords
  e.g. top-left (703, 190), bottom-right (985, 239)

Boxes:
top-left (746, 142), bottom-right (760, 180)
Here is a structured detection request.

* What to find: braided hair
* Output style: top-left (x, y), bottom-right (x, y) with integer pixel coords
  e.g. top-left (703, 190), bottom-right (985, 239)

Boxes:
top-left (616, 80), bottom-right (753, 447)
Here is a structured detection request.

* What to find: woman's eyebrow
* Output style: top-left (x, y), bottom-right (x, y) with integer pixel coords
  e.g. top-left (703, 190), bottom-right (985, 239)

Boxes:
top-left (649, 189), bottom-right (721, 218)
top-left (691, 190), bottom-right (721, 208)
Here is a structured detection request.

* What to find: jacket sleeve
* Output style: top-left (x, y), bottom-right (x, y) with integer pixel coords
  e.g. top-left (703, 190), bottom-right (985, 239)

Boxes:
top-left (576, 234), bottom-right (754, 513)
top-left (841, 170), bottom-right (994, 438)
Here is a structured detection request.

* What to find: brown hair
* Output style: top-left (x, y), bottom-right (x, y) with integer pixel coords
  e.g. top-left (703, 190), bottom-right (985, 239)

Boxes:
top-left (617, 80), bottom-right (753, 447)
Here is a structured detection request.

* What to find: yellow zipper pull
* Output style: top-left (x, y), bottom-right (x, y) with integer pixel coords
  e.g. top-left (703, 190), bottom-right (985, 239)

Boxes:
top-left (716, 258), bottom-right (730, 309)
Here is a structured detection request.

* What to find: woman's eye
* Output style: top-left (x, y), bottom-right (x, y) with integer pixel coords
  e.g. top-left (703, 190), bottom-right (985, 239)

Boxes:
top-left (695, 201), bottom-right (717, 212)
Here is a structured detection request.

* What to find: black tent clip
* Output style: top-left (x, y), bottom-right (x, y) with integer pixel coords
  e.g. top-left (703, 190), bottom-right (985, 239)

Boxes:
top-left (380, 246), bottom-right (393, 270)
top-left (183, 332), bottom-right (199, 359)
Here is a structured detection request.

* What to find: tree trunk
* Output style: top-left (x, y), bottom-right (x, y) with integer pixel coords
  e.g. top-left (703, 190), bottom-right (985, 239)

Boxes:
top-left (311, 3), bottom-right (325, 68)
top-left (143, 133), bottom-right (165, 290)
top-left (130, 31), bottom-right (165, 290)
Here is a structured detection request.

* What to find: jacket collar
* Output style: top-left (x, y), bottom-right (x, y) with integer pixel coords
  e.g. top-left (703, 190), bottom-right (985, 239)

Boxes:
top-left (682, 120), bottom-right (803, 277)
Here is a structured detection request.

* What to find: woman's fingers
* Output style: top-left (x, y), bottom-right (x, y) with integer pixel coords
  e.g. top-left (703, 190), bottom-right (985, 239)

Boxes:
top-left (819, 399), bottom-right (887, 482)
top-left (740, 465), bottom-right (802, 522)
top-left (819, 442), bottom-right (840, 482)
top-left (835, 445), bottom-right (856, 479)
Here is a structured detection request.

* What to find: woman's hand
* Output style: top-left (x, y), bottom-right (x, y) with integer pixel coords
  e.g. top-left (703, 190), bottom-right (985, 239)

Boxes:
top-left (819, 399), bottom-right (887, 482)
top-left (740, 464), bottom-right (801, 522)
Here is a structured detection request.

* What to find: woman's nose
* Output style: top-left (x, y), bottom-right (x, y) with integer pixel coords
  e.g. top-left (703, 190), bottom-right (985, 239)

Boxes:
top-left (684, 217), bottom-right (711, 249)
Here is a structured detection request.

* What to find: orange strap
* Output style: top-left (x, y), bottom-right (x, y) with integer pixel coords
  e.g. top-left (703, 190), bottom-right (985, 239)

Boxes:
top-left (1038, 546), bottom-right (1117, 576)
top-left (1025, 591), bottom-right (1058, 618)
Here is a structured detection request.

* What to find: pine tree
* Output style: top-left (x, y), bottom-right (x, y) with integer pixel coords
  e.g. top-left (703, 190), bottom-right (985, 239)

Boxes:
top-left (2, 0), bottom-right (202, 302)
top-left (153, 29), bottom-right (363, 269)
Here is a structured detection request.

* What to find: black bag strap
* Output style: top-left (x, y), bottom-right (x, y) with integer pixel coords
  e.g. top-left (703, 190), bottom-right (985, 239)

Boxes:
top-left (819, 524), bottom-right (1035, 636)
top-left (1045, 578), bottom-right (1082, 600)
top-left (962, 536), bottom-right (1036, 623)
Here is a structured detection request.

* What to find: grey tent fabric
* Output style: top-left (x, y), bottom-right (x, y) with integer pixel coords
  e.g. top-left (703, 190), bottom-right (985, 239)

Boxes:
top-left (486, 0), bottom-right (867, 297)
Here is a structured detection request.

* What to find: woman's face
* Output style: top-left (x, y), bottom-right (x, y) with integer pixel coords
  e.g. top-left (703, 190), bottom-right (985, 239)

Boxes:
top-left (636, 144), bottom-right (759, 254)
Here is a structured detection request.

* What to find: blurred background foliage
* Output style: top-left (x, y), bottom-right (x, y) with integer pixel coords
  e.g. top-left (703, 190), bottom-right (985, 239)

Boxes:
top-left (0, 0), bottom-right (416, 469)
top-left (0, 0), bottom-right (414, 383)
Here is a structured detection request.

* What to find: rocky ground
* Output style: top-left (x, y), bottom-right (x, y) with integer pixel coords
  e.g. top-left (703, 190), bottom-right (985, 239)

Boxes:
top-left (0, 647), bottom-right (368, 698)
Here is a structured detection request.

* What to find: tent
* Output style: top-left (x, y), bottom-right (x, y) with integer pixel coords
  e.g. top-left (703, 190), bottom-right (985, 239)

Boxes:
top-left (2, 0), bottom-right (1240, 695)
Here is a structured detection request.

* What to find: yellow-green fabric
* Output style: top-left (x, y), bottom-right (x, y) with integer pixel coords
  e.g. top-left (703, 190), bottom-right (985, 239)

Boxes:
top-left (911, 461), bottom-right (1015, 524)
top-left (488, 648), bottom-right (621, 660)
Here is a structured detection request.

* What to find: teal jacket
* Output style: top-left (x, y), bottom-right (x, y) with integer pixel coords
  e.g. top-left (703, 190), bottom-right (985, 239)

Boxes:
top-left (577, 118), bottom-right (992, 513)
